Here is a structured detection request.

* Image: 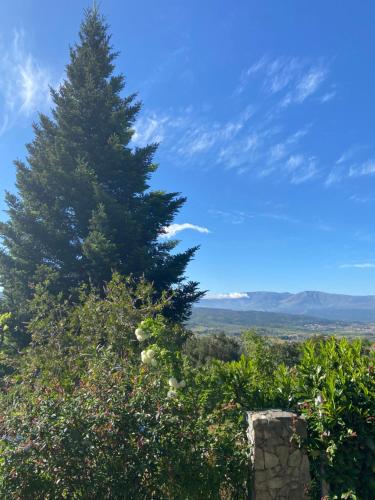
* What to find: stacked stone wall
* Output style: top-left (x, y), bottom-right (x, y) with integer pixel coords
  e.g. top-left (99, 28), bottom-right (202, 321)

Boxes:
top-left (247, 410), bottom-right (311, 499)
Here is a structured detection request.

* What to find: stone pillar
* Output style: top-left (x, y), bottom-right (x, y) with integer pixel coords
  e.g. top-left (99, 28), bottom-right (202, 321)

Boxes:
top-left (247, 410), bottom-right (311, 500)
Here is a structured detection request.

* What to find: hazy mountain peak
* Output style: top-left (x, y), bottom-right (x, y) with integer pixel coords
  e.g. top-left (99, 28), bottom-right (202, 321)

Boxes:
top-left (200, 290), bottom-right (375, 322)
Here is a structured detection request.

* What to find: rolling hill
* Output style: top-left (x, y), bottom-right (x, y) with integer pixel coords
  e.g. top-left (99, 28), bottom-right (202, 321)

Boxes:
top-left (199, 290), bottom-right (375, 322)
top-left (189, 307), bottom-right (375, 340)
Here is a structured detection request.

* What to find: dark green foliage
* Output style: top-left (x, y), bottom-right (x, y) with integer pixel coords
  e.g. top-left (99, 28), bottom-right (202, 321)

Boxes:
top-left (296, 338), bottom-right (375, 499)
top-left (183, 333), bottom-right (241, 366)
top-left (0, 7), bottom-right (202, 343)
top-left (0, 275), bottom-right (248, 499)
top-left (243, 329), bottom-right (301, 369)
top-left (0, 280), bottom-right (373, 498)
top-left (197, 333), bottom-right (375, 499)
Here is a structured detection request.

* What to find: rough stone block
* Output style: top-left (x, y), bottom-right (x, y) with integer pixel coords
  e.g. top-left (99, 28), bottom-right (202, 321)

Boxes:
top-left (254, 449), bottom-right (265, 470)
top-left (247, 410), bottom-right (311, 499)
top-left (288, 449), bottom-right (302, 467)
top-left (264, 451), bottom-right (279, 468)
top-left (276, 445), bottom-right (290, 466)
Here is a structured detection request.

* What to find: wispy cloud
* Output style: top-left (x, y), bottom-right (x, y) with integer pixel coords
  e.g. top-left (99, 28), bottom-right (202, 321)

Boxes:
top-left (161, 223), bottom-right (210, 238)
top-left (289, 156), bottom-right (318, 184)
top-left (237, 56), bottom-right (330, 107)
top-left (340, 263), bottom-right (375, 269)
top-left (324, 147), bottom-right (373, 186)
top-left (204, 292), bottom-right (248, 299)
top-left (132, 55), bottom-right (335, 186)
top-left (336, 146), bottom-right (366, 165)
top-left (209, 209), bottom-right (249, 225)
top-left (135, 104), bottom-right (319, 184)
top-left (320, 90), bottom-right (336, 103)
top-left (325, 168), bottom-right (343, 187)
top-left (349, 194), bottom-right (375, 204)
top-left (349, 160), bottom-right (375, 177)
top-left (176, 106), bottom-right (253, 158)
top-left (284, 66), bottom-right (327, 106)
top-left (315, 221), bottom-right (333, 232)
top-left (132, 109), bottom-right (192, 146)
top-left (209, 209), bottom-right (298, 225)
top-left (0, 30), bottom-right (52, 135)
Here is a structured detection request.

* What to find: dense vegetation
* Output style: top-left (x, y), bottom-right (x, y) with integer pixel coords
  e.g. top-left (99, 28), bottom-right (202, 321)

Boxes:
top-left (0, 278), bottom-right (373, 498)
top-left (0, 6), bottom-right (202, 349)
top-left (0, 7), bottom-right (374, 500)
top-left (190, 307), bottom-right (375, 342)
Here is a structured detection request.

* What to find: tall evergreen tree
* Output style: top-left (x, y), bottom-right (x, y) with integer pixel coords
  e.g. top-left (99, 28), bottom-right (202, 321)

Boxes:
top-left (0, 7), bottom-right (202, 342)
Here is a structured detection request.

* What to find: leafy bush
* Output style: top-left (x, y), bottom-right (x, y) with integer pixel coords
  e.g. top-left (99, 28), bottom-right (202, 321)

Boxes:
top-left (183, 333), bottom-right (241, 366)
top-left (205, 333), bottom-right (375, 499)
top-left (0, 276), bottom-right (249, 499)
top-left (0, 283), bottom-right (373, 499)
top-left (296, 338), bottom-right (375, 499)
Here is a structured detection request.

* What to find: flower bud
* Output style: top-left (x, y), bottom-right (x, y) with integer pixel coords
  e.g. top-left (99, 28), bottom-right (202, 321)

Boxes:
top-left (135, 328), bottom-right (145, 341)
top-left (168, 377), bottom-right (179, 389)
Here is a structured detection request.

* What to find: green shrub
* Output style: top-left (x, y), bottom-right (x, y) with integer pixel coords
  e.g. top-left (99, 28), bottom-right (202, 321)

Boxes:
top-left (0, 284), bottom-right (373, 499)
top-left (183, 333), bottom-right (241, 366)
top-left (296, 337), bottom-right (375, 499)
top-left (0, 276), bottom-right (249, 499)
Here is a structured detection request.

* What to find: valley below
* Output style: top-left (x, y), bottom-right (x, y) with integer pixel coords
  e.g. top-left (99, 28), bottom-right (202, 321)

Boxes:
top-left (189, 306), bottom-right (375, 341)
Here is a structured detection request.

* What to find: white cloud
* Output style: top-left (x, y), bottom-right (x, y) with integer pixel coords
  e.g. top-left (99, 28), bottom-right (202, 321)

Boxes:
top-left (238, 56), bottom-right (329, 108)
top-left (132, 55), bottom-right (328, 187)
top-left (176, 106), bottom-right (253, 158)
top-left (270, 143), bottom-right (288, 162)
top-left (340, 263), bottom-right (375, 269)
top-left (316, 222), bottom-right (333, 232)
top-left (320, 91), bottom-right (336, 103)
top-left (290, 157), bottom-right (318, 184)
top-left (349, 160), bottom-right (375, 177)
top-left (0, 30), bottom-right (52, 135)
top-left (209, 209), bottom-right (249, 225)
top-left (286, 154), bottom-right (304, 172)
top-left (210, 209), bottom-right (298, 225)
top-left (132, 111), bottom-right (190, 146)
top-left (204, 292), bottom-right (248, 300)
top-left (135, 105), bottom-right (318, 185)
top-left (237, 56), bottom-right (303, 97)
top-left (324, 148), bottom-right (373, 186)
top-left (325, 170), bottom-right (342, 187)
top-left (161, 223), bottom-right (210, 238)
top-left (295, 68), bottom-right (327, 103)
top-left (349, 194), bottom-right (375, 204)
top-left (336, 146), bottom-right (364, 165)
top-left (132, 114), bottom-right (167, 145)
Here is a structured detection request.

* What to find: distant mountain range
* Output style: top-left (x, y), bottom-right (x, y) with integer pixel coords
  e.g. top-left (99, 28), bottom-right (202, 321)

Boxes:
top-left (199, 291), bottom-right (375, 322)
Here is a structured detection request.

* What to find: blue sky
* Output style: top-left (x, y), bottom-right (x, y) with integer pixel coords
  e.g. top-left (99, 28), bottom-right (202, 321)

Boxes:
top-left (1, 1), bottom-right (375, 296)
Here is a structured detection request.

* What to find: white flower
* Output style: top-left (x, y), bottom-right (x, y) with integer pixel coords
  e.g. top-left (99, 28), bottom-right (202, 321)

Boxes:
top-left (168, 377), bottom-right (179, 389)
top-left (167, 390), bottom-right (177, 398)
top-left (168, 377), bottom-right (186, 389)
top-left (135, 328), bottom-right (150, 342)
top-left (315, 393), bottom-right (323, 406)
top-left (141, 349), bottom-right (156, 365)
top-left (135, 328), bottom-right (145, 341)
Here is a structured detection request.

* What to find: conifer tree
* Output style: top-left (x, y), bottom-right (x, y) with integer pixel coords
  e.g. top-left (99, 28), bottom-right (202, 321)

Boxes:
top-left (0, 7), bottom-right (202, 342)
